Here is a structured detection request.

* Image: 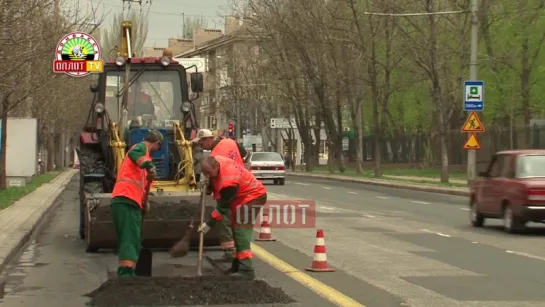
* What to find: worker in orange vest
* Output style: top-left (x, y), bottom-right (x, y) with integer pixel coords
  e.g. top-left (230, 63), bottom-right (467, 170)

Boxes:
top-left (198, 155), bottom-right (267, 279)
top-left (110, 130), bottom-right (163, 277)
top-left (192, 128), bottom-right (247, 262)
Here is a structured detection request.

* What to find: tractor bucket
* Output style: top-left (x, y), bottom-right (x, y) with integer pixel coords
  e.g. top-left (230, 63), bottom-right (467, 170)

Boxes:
top-left (83, 192), bottom-right (221, 252)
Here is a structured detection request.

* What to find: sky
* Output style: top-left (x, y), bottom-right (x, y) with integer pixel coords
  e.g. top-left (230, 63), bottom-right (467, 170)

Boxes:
top-left (77, 0), bottom-right (229, 47)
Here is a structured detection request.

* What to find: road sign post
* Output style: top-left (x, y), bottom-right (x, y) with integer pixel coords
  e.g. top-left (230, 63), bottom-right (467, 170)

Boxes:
top-left (464, 81), bottom-right (484, 111)
top-left (463, 133), bottom-right (481, 150)
top-left (461, 112), bottom-right (485, 133)
top-left (466, 0), bottom-right (481, 184)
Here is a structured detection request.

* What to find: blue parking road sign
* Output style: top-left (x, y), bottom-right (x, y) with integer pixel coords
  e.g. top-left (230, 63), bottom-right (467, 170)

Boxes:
top-left (464, 80), bottom-right (484, 111)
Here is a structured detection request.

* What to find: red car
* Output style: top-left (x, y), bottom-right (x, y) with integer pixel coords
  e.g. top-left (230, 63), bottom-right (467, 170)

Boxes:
top-left (470, 150), bottom-right (545, 233)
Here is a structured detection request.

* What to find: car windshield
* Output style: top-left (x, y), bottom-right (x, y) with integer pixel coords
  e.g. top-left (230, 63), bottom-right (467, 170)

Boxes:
top-left (104, 70), bottom-right (182, 124)
top-left (516, 155), bottom-right (545, 178)
top-left (251, 152), bottom-right (283, 162)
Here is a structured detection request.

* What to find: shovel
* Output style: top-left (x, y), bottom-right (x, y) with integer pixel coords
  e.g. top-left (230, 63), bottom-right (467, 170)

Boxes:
top-left (197, 186), bottom-right (207, 276)
top-left (135, 181), bottom-right (153, 277)
top-left (169, 219), bottom-right (196, 258)
top-left (169, 187), bottom-right (207, 270)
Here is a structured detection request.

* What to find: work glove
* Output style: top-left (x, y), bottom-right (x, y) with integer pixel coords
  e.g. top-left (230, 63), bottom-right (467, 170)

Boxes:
top-left (147, 166), bottom-right (157, 180)
top-left (197, 179), bottom-right (208, 190)
top-left (197, 223), bottom-right (211, 234)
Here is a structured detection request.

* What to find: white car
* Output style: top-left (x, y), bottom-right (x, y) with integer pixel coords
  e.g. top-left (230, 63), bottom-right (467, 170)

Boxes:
top-left (244, 152), bottom-right (286, 185)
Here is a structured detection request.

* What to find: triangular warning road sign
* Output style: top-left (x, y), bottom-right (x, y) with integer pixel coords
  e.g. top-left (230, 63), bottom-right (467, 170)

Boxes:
top-left (461, 112), bottom-right (485, 132)
top-left (463, 133), bottom-right (481, 150)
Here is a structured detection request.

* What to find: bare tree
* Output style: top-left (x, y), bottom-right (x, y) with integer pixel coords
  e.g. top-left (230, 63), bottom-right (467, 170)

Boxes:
top-left (182, 16), bottom-right (208, 39)
top-left (0, 0), bottom-right (105, 189)
top-left (101, 10), bottom-right (150, 59)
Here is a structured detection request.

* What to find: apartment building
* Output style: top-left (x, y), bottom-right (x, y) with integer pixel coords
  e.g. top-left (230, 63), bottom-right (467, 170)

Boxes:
top-left (175, 16), bottom-right (257, 132)
top-left (143, 29), bottom-right (223, 57)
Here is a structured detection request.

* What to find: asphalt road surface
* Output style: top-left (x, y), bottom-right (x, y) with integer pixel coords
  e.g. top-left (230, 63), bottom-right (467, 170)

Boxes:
top-left (3, 175), bottom-right (545, 306)
top-left (0, 178), bottom-right (394, 307)
top-left (263, 176), bottom-right (545, 307)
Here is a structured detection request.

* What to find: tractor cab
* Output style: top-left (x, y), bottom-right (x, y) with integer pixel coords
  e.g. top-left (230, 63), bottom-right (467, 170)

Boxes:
top-left (95, 52), bottom-right (202, 137)
top-left (88, 49), bottom-right (204, 181)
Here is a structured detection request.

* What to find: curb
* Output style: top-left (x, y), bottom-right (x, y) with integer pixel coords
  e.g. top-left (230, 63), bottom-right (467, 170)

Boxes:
top-left (288, 172), bottom-right (469, 197)
top-left (0, 169), bottom-right (78, 274)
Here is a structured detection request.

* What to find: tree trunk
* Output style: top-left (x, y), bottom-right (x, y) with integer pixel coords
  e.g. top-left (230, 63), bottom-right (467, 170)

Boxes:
top-left (47, 131), bottom-right (55, 171)
top-left (0, 96), bottom-right (9, 190)
top-left (353, 97), bottom-right (364, 173)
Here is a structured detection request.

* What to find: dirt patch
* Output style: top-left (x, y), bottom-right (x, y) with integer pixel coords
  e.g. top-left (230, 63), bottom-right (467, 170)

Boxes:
top-left (86, 276), bottom-right (296, 306)
top-left (93, 201), bottom-right (208, 221)
top-left (145, 201), bottom-right (204, 220)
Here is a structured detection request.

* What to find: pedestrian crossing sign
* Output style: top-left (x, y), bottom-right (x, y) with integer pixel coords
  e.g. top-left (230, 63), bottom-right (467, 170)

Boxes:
top-left (461, 112), bottom-right (485, 132)
top-left (463, 133), bottom-right (481, 150)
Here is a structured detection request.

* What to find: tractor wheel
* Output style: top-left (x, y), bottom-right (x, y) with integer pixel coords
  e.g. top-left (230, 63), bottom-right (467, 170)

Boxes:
top-left (80, 181), bottom-right (103, 240)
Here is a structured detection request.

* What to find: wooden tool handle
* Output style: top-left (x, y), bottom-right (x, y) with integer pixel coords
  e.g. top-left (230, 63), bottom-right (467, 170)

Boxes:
top-left (197, 187), bottom-right (206, 276)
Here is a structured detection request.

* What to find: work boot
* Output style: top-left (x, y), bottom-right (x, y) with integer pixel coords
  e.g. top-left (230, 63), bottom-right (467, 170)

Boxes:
top-left (229, 270), bottom-right (255, 279)
top-left (117, 266), bottom-right (136, 277)
top-left (224, 258), bottom-right (239, 274)
top-left (217, 249), bottom-right (235, 262)
top-left (230, 260), bottom-right (254, 279)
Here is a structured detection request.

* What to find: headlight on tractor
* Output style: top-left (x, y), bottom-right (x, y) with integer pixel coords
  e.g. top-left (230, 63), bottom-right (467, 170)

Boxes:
top-left (115, 56), bottom-right (125, 66)
top-left (94, 103), bottom-right (105, 114)
top-left (181, 101), bottom-right (192, 112)
top-left (160, 56), bottom-right (171, 66)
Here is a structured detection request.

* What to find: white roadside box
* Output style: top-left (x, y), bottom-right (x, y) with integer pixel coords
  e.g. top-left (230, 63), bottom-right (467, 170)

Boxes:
top-left (0, 117), bottom-right (38, 186)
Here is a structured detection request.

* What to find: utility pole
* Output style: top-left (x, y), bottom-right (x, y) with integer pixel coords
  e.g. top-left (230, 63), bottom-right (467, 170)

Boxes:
top-left (231, 46), bottom-right (242, 143)
top-left (276, 103), bottom-right (282, 154)
top-left (235, 90), bottom-right (241, 142)
top-left (467, 0), bottom-right (479, 183)
top-left (181, 13), bottom-right (185, 38)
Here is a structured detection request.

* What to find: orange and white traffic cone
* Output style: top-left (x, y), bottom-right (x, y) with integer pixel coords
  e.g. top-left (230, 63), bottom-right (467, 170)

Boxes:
top-left (305, 229), bottom-right (335, 272)
top-left (255, 213), bottom-right (276, 241)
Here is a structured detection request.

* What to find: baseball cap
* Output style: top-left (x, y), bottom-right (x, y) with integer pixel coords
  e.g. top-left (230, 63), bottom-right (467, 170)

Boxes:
top-left (192, 129), bottom-right (214, 142)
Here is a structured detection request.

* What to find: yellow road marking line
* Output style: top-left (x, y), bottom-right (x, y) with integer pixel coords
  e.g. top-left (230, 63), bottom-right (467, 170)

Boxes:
top-left (251, 243), bottom-right (365, 307)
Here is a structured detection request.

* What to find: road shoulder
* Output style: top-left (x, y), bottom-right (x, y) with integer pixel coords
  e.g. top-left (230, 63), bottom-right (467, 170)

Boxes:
top-left (0, 169), bottom-right (78, 272)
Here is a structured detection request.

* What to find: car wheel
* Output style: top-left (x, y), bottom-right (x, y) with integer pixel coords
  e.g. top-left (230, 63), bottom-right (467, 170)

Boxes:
top-left (279, 178), bottom-right (285, 185)
top-left (273, 179), bottom-right (278, 185)
top-left (470, 199), bottom-right (484, 227)
top-left (503, 205), bottom-right (524, 234)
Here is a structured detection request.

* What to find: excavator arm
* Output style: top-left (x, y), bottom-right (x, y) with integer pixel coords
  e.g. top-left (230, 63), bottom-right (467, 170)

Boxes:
top-left (109, 122), bottom-right (126, 176)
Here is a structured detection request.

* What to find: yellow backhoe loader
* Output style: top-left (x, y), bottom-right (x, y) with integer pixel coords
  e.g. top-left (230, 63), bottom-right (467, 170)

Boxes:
top-left (77, 21), bottom-right (219, 252)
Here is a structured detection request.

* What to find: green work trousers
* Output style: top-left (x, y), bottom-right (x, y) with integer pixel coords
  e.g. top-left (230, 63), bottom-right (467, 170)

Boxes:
top-left (233, 227), bottom-right (254, 272)
top-left (218, 201), bottom-right (236, 257)
top-left (111, 196), bottom-right (142, 277)
top-left (232, 194), bottom-right (268, 273)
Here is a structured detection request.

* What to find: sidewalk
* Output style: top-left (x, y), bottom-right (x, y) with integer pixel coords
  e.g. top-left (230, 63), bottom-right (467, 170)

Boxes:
top-left (0, 169), bottom-right (78, 272)
top-left (288, 171), bottom-right (469, 197)
top-left (384, 175), bottom-right (467, 185)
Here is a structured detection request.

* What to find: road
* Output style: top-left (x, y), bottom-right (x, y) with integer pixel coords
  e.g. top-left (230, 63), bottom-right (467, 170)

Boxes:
top-left (0, 177), bottom-right (395, 307)
top-left (263, 176), bottom-right (545, 307)
top-left (2, 175), bottom-right (545, 306)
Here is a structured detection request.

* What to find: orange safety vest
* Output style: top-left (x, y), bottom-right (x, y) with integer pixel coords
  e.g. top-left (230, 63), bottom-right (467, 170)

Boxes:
top-left (210, 138), bottom-right (244, 165)
top-left (210, 155), bottom-right (266, 206)
top-left (111, 143), bottom-right (153, 208)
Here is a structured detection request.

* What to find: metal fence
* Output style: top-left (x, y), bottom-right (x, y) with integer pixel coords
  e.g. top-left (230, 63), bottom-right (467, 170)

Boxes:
top-left (344, 126), bottom-right (545, 168)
